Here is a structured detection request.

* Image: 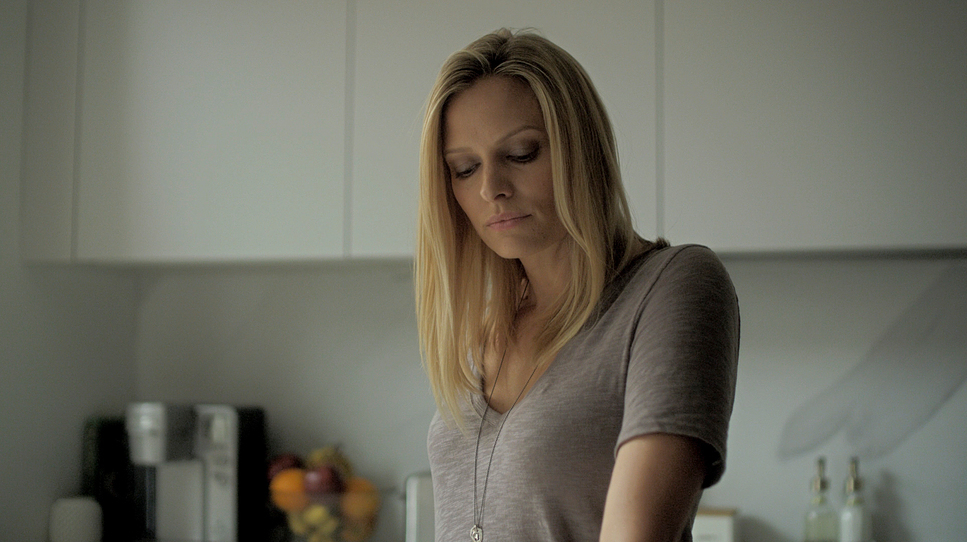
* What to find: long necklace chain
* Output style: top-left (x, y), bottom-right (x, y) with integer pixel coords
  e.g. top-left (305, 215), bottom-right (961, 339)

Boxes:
top-left (471, 282), bottom-right (539, 542)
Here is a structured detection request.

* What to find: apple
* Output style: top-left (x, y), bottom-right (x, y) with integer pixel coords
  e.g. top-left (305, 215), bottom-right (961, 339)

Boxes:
top-left (267, 453), bottom-right (304, 481)
top-left (304, 464), bottom-right (345, 495)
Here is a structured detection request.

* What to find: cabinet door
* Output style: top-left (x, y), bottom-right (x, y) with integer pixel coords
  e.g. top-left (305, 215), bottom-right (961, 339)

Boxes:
top-left (21, 0), bottom-right (80, 262)
top-left (351, 0), bottom-right (658, 258)
top-left (663, 1), bottom-right (967, 252)
top-left (75, 0), bottom-right (348, 262)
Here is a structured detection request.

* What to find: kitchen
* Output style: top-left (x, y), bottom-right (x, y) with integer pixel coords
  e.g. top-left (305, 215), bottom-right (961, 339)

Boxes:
top-left (2, 1), bottom-right (965, 541)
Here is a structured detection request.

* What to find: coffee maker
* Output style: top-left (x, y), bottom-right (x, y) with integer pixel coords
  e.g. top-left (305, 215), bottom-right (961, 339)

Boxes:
top-left (125, 403), bottom-right (268, 542)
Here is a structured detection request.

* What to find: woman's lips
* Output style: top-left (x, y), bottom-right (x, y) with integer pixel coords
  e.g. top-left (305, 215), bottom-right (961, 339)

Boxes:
top-left (486, 212), bottom-right (530, 231)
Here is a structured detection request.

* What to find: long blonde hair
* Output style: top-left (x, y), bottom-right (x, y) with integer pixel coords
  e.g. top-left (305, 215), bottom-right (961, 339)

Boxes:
top-left (415, 29), bottom-right (659, 427)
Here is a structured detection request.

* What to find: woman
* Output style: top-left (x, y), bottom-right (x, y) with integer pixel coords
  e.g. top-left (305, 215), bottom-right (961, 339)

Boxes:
top-left (415, 29), bottom-right (739, 542)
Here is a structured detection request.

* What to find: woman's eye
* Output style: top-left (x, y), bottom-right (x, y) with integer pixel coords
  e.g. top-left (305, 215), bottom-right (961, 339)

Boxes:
top-left (450, 163), bottom-right (477, 179)
top-left (508, 147), bottom-right (539, 164)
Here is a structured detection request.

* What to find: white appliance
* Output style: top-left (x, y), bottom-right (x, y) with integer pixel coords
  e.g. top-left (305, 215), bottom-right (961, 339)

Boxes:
top-left (124, 402), bottom-right (267, 542)
top-left (404, 471), bottom-right (434, 542)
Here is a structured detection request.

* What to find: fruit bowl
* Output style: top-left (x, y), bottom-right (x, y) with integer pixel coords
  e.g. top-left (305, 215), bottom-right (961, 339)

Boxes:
top-left (268, 447), bottom-right (380, 542)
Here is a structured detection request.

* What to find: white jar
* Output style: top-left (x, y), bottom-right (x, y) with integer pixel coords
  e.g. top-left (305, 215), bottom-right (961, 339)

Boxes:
top-left (49, 496), bottom-right (101, 542)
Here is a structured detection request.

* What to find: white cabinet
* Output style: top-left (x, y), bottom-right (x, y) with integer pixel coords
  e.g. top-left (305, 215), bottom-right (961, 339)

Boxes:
top-left (351, 0), bottom-right (659, 257)
top-left (24, 1), bottom-right (961, 263)
top-left (22, 0), bottom-right (348, 263)
top-left (662, 1), bottom-right (967, 252)
top-left (20, 0), bottom-right (80, 262)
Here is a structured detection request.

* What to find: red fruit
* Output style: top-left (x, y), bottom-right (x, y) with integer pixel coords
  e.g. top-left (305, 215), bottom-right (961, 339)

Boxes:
top-left (304, 464), bottom-right (345, 495)
top-left (268, 453), bottom-right (304, 481)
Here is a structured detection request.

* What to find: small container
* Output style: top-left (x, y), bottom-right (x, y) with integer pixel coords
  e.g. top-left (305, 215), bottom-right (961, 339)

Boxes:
top-left (49, 496), bottom-right (102, 542)
top-left (691, 507), bottom-right (736, 542)
top-left (839, 457), bottom-right (873, 542)
top-left (804, 456), bottom-right (838, 542)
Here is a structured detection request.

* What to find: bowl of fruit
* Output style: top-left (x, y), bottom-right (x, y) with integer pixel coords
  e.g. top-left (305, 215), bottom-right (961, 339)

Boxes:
top-left (268, 446), bottom-right (380, 542)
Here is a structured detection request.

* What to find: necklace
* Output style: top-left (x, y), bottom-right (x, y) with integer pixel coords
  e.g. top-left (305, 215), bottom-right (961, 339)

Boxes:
top-left (471, 282), bottom-right (539, 542)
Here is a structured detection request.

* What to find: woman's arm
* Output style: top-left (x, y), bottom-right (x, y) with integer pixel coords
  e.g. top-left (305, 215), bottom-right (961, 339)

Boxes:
top-left (599, 433), bottom-right (707, 542)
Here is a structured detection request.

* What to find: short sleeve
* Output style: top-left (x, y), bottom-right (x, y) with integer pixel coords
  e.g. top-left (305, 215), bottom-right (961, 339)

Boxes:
top-left (617, 245), bottom-right (740, 488)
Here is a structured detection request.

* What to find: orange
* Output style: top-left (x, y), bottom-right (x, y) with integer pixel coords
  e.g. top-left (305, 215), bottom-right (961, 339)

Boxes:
top-left (340, 477), bottom-right (380, 520)
top-left (270, 467), bottom-right (308, 512)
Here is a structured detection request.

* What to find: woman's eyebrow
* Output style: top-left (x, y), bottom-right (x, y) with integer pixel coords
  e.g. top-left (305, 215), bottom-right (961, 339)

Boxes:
top-left (444, 125), bottom-right (544, 157)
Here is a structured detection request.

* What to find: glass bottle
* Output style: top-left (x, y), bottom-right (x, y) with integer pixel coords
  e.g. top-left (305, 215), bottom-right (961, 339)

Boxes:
top-left (804, 456), bottom-right (838, 542)
top-left (839, 457), bottom-right (872, 542)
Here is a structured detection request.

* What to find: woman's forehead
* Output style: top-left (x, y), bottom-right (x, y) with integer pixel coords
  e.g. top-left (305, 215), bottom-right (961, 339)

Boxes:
top-left (443, 77), bottom-right (545, 150)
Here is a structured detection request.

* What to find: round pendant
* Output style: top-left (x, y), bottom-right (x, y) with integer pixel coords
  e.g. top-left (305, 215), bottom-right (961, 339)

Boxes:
top-left (471, 524), bottom-right (483, 541)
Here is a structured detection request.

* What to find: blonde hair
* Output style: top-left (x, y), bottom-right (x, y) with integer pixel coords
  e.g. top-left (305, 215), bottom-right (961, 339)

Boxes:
top-left (415, 29), bottom-right (662, 427)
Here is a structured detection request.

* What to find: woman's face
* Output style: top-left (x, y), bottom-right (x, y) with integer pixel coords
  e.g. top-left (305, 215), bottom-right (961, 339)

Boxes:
top-left (443, 76), bottom-right (569, 264)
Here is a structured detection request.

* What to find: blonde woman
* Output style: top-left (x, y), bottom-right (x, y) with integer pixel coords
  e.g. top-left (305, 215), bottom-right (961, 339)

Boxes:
top-left (415, 29), bottom-right (739, 542)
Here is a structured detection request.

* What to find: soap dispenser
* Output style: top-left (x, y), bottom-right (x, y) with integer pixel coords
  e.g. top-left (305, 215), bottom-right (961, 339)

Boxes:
top-left (804, 456), bottom-right (838, 542)
top-left (839, 457), bottom-right (872, 542)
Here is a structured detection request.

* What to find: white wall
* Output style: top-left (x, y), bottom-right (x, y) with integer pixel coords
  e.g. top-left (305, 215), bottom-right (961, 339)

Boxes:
top-left (0, 1), bottom-right (139, 539)
top-left (133, 255), bottom-right (967, 542)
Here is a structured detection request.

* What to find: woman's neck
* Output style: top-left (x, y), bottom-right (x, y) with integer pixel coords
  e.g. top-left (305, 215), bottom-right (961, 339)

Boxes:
top-left (518, 244), bottom-right (571, 317)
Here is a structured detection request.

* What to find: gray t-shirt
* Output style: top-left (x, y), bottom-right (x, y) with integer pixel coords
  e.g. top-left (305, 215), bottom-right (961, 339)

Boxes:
top-left (427, 244), bottom-right (740, 542)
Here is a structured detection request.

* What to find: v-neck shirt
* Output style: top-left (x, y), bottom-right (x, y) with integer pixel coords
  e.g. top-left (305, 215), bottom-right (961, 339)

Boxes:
top-left (427, 244), bottom-right (740, 542)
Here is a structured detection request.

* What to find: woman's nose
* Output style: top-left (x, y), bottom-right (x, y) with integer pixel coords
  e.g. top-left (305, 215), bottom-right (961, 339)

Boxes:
top-left (479, 163), bottom-right (512, 201)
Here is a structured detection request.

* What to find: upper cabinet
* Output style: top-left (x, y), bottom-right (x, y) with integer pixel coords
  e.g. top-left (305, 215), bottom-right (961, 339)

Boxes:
top-left (22, 0), bottom-right (348, 263)
top-left (21, 0), bottom-right (79, 261)
top-left (22, 1), bottom-right (964, 263)
top-left (351, 0), bottom-right (658, 257)
top-left (662, 1), bottom-right (967, 253)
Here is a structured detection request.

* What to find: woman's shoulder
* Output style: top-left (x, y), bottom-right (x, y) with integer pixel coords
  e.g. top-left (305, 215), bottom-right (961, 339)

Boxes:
top-left (628, 243), bottom-right (727, 283)
top-left (616, 243), bottom-right (735, 309)
top-left (591, 243), bottom-right (733, 327)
